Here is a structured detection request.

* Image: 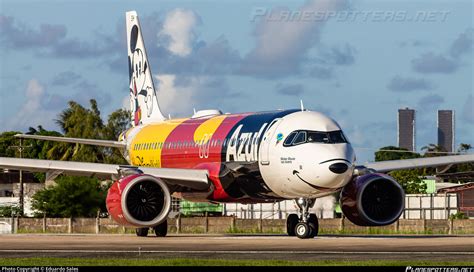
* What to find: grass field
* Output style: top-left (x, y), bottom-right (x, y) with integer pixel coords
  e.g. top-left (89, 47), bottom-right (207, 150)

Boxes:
top-left (0, 258), bottom-right (473, 266)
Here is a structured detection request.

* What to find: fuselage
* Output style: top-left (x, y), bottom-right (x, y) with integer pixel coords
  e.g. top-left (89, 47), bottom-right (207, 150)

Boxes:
top-left (121, 109), bottom-right (356, 203)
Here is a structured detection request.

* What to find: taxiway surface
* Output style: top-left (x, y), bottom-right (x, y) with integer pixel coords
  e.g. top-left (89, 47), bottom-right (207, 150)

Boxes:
top-left (0, 234), bottom-right (472, 261)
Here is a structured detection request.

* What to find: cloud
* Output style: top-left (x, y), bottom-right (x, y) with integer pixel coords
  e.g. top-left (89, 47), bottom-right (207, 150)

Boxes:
top-left (410, 29), bottom-right (472, 75)
top-left (308, 66), bottom-right (333, 80)
top-left (322, 43), bottom-right (356, 66)
top-left (50, 71), bottom-right (81, 86)
top-left (462, 94), bottom-right (474, 124)
top-left (155, 74), bottom-right (234, 117)
top-left (239, 0), bottom-right (349, 78)
top-left (387, 75), bottom-right (434, 92)
top-left (417, 94), bottom-right (444, 110)
top-left (6, 79), bottom-right (56, 130)
top-left (0, 15), bottom-right (119, 59)
top-left (450, 28), bottom-right (473, 59)
top-left (158, 9), bottom-right (200, 57)
top-left (411, 53), bottom-right (459, 74)
top-left (0, 15), bottom-right (66, 49)
top-left (275, 83), bottom-right (304, 96)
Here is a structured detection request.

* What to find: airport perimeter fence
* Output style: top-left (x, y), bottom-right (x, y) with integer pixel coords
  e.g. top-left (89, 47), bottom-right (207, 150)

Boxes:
top-left (1, 216), bottom-right (473, 235)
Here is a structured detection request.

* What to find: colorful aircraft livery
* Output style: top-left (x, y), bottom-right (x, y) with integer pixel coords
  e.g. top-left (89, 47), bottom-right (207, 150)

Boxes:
top-left (128, 110), bottom-right (299, 168)
top-left (2, 10), bottom-right (473, 240)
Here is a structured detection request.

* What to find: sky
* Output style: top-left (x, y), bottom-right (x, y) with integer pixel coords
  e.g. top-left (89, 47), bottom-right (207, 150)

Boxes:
top-left (0, 0), bottom-right (472, 163)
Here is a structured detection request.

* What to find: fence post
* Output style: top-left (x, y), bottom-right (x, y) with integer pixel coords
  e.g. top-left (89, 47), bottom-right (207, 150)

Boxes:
top-left (422, 209), bottom-right (426, 233)
top-left (68, 217), bottom-right (73, 234)
top-left (176, 213), bottom-right (181, 234)
top-left (14, 216), bottom-right (19, 233)
top-left (95, 211), bottom-right (100, 234)
top-left (205, 212), bottom-right (208, 233)
top-left (231, 215), bottom-right (236, 231)
top-left (339, 215), bottom-right (345, 232)
top-left (448, 217), bottom-right (453, 235)
top-left (394, 219), bottom-right (399, 232)
top-left (42, 214), bottom-right (46, 233)
top-left (10, 216), bottom-right (14, 234)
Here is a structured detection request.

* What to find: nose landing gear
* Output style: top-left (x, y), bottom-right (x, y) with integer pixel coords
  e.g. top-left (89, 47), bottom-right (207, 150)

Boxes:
top-left (286, 198), bottom-right (319, 239)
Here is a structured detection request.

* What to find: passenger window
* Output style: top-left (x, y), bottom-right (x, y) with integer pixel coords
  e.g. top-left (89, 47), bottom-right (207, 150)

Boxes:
top-left (293, 131), bottom-right (307, 145)
top-left (283, 132), bottom-right (298, 146)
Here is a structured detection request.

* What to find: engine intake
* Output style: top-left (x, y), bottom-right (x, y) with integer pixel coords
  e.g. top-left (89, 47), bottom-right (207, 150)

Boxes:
top-left (340, 173), bottom-right (405, 226)
top-left (106, 174), bottom-right (171, 227)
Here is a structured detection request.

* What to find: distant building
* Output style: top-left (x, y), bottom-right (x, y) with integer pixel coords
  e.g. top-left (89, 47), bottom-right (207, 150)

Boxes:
top-left (398, 108), bottom-right (416, 151)
top-left (438, 110), bottom-right (455, 153)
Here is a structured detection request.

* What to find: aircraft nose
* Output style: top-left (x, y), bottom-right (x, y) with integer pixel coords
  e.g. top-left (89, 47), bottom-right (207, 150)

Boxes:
top-left (328, 163), bottom-right (349, 174)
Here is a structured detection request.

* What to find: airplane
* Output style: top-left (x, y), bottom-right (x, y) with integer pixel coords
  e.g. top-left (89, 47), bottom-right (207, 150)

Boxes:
top-left (1, 11), bottom-right (473, 239)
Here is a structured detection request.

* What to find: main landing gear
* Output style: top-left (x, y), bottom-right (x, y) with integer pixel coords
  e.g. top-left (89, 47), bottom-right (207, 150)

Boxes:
top-left (286, 198), bottom-right (319, 239)
top-left (135, 220), bottom-right (168, 237)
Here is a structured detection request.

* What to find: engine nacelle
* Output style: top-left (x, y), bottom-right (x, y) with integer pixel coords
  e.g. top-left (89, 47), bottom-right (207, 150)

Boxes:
top-left (340, 173), bottom-right (405, 226)
top-left (106, 174), bottom-right (171, 227)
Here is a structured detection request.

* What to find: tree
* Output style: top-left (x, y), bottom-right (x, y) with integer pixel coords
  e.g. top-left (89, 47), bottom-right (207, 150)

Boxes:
top-left (31, 176), bottom-right (110, 217)
top-left (375, 146), bottom-right (421, 162)
top-left (389, 169), bottom-right (427, 194)
top-left (48, 100), bottom-right (106, 162)
top-left (421, 143), bottom-right (445, 157)
top-left (47, 100), bottom-right (130, 164)
top-left (103, 109), bottom-right (130, 164)
top-left (0, 131), bottom-right (22, 157)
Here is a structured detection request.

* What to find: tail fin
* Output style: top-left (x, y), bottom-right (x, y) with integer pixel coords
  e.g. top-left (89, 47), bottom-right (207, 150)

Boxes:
top-left (126, 11), bottom-right (165, 126)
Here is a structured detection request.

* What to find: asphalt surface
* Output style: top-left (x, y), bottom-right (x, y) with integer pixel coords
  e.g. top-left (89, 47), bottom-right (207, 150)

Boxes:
top-left (0, 234), bottom-right (473, 261)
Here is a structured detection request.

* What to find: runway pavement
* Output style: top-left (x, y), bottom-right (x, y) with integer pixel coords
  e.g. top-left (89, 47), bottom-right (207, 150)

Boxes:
top-left (0, 234), bottom-right (473, 261)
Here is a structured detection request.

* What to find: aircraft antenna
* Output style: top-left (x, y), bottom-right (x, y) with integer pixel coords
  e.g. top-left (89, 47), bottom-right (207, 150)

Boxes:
top-left (300, 100), bottom-right (305, 111)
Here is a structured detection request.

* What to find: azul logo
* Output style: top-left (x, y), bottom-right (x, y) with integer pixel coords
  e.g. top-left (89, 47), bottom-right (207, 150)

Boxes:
top-left (276, 133), bottom-right (283, 144)
top-left (226, 123), bottom-right (268, 162)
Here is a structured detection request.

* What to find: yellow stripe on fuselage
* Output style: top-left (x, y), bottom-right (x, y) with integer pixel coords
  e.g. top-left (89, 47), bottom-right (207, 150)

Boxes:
top-left (129, 119), bottom-right (186, 167)
top-left (193, 115), bottom-right (226, 144)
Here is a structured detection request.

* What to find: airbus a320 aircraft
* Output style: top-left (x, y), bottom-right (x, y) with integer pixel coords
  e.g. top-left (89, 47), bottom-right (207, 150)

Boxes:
top-left (1, 11), bottom-right (473, 239)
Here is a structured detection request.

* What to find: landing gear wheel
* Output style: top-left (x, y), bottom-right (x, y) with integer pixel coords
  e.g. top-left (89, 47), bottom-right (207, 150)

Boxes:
top-left (295, 222), bottom-right (311, 239)
top-left (308, 214), bottom-right (319, 238)
top-left (286, 214), bottom-right (299, 236)
top-left (153, 220), bottom-right (168, 237)
top-left (135, 227), bottom-right (149, 237)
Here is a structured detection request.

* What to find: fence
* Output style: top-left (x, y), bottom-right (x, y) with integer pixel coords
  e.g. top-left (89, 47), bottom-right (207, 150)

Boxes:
top-left (2, 216), bottom-right (473, 235)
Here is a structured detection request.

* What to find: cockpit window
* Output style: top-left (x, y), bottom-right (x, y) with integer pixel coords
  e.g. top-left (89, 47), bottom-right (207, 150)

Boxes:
top-left (292, 131), bottom-right (307, 145)
top-left (284, 130), bottom-right (348, 146)
top-left (283, 132), bottom-right (298, 146)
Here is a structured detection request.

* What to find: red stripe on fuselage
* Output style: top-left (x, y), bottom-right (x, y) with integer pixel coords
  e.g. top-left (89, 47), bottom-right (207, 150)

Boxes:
top-left (161, 114), bottom-right (249, 201)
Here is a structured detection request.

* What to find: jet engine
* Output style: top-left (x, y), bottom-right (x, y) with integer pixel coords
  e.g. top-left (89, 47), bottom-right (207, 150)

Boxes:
top-left (106, 174), bottom-right (171, 227)
top-left (340, 173), bottom-right (405, 226)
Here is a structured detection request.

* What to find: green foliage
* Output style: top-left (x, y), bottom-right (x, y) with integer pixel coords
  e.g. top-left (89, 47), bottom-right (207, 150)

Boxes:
top-left (449, 212), bottom-right (468, 220)
top-left (0, 131), bottom-right (22, 157)
top-left (0, 205), bottom-right (21, 217)
top-left (31, 176), bottom-right (110, 217)
top-left (375, 146), bottom-right (421, 162)
top-left (389, 169), bottom-right (427, 194)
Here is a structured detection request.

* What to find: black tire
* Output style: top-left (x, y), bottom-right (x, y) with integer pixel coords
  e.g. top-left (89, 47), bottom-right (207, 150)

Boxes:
top-left (286, 214), bottom-right (299, 236)
top-left (295, 222), bottom-right (311, 239)
top-left (135, 227), bottom-right (149, 237)
top-left (308, 214), bottom-right (319, 238)
top-left (154, 220), bottom-right (168, 237)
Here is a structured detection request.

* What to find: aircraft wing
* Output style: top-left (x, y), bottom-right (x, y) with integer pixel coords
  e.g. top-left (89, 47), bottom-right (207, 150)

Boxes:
top-left (0, 157), bottom-right (209, 190)
top-left (362, 154), bottom-right (474, 173)
top-left (14, 134), bottom-right (126, 148)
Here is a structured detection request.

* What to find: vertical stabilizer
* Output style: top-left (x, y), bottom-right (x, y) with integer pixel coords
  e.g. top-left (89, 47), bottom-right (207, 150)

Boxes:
top-left (126, 11), bottom-right (165, 126)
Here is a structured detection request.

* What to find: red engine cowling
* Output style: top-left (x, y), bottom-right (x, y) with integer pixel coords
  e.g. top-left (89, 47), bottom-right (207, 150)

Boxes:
top-left (106, 174), bottom-right (171, 227)
top-left (340, 173), bottom-right (405, 226)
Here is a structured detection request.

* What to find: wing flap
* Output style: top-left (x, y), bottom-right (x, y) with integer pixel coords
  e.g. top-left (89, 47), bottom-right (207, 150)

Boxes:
top-left (15, 134), bottom-right (126, 148)
top-left (363, 154), bottom-right (474, 172)
top-left (0, 157), bottom-right (209, 190)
